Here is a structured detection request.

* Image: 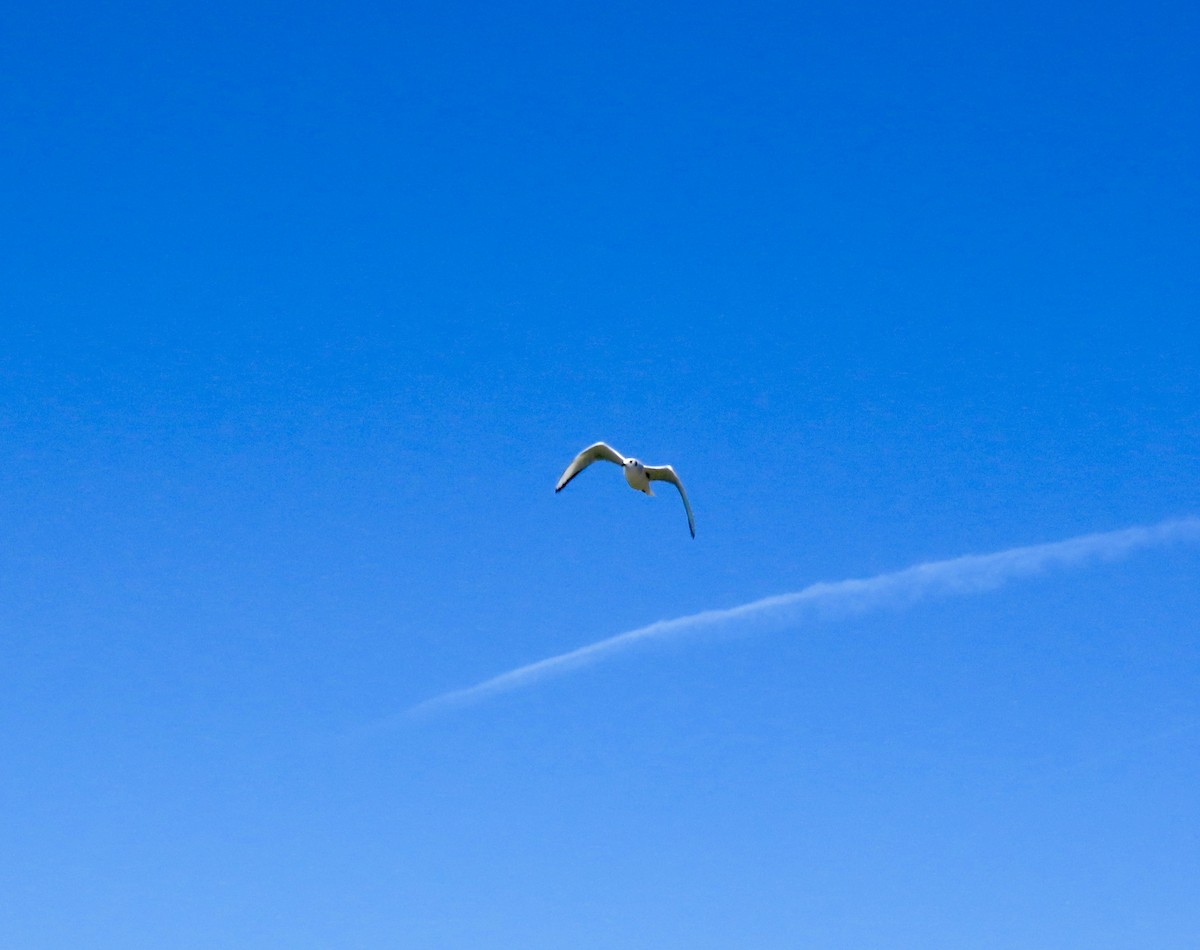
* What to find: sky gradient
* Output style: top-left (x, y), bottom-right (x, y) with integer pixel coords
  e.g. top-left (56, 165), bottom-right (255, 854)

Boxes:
top-left (2, 0), bottom-right (1198, 946)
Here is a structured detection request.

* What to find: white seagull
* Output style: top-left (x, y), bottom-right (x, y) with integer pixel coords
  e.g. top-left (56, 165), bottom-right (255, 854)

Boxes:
top-left (555, 442), bottom-right (696, 538)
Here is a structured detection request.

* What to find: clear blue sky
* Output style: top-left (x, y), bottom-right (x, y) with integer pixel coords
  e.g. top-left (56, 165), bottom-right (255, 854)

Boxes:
top-left (2, 0), bottom-right (1198, 946)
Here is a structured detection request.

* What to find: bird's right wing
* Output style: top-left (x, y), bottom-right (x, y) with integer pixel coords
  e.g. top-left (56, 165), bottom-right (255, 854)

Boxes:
top-left (555, 442), bottom-right (625, 491)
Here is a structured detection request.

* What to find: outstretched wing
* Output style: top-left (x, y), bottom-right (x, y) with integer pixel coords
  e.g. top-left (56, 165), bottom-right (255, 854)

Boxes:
top-left (645, 464), bottom-right (696, 538)
top-left (555, 442), bottom-right (626, 492)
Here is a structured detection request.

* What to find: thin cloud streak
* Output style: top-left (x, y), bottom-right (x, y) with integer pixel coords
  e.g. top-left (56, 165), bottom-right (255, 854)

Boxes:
top-left (409, 516), bottom-right (1200, 717)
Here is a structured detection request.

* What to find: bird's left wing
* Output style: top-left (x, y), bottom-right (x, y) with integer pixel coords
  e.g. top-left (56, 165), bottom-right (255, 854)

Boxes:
top-left (645, 465), bottom-right (696, 538)
top-left (555, 442), bottom-right (626, 492)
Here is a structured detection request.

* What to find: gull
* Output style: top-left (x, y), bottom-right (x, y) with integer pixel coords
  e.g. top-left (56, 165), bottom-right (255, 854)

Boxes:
top-left (555, 442), bottom-right (696, 538)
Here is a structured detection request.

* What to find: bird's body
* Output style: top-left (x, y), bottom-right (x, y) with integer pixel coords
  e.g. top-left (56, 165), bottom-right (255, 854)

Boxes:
top-left (622, 458), bottom-right (651, 494)
top-left (555, 442), bottom-right (695, 537)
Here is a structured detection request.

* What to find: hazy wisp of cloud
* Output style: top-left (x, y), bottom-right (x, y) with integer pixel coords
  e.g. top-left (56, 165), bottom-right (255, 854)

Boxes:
top-left (408, 516), bottom-right (1200, 717)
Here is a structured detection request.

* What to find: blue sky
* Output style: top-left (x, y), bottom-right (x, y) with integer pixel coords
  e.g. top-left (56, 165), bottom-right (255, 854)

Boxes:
top-left (2, 0), bottom-right (1198, 946)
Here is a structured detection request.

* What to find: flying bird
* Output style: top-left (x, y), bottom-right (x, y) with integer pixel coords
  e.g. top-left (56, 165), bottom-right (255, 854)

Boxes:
top-left (555, 442), bottom-right (696, 538)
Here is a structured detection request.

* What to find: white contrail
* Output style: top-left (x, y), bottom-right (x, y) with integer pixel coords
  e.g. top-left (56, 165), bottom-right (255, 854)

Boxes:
top-left (409, 516), bottom-right (1200, 717)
